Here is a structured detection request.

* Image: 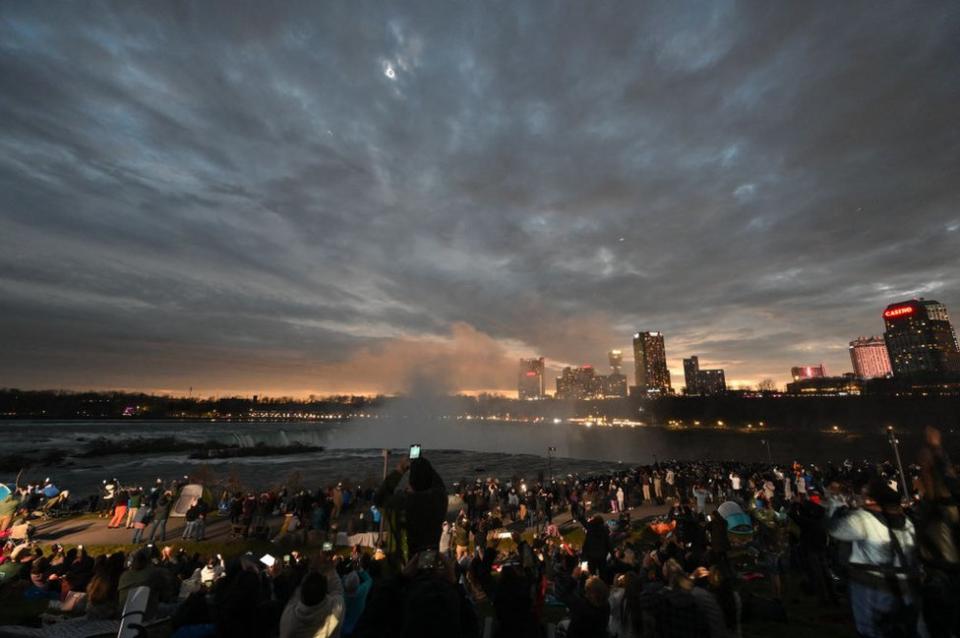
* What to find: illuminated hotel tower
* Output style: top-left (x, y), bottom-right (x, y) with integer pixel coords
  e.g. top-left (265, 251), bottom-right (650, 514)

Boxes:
top-left (518, 357), bottom-right (545, 399)
top-left (883, 299), bottom-right (960, 377)
top-left (848, 336), bottom-right (892, 379)
top-left (632, 331), bottom-right (671, 394)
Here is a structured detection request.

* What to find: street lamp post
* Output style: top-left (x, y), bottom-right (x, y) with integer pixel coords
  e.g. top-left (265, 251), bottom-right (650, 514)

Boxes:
top-left (547, 446), bottom-right (556, 482)
top-left (761, 439), bottom-right (772, 464)
top-left (377, 449), bottom-right (389, 543)
top-left (887, 427), bottom-right (910, 499)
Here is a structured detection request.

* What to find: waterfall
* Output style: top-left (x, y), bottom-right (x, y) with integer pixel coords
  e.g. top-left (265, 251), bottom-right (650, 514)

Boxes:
top-left (232, 433), bottom-right (255, 448)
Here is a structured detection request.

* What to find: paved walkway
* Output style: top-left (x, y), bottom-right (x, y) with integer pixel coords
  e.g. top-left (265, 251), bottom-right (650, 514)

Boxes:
top-left (28, 501), bottom-right (682, 547)
top-left (29, 513), bottom-right (246, 546)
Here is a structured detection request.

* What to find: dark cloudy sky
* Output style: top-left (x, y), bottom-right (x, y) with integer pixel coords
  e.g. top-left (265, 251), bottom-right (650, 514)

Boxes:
top-left (2, 2), bottom-right (959, 396)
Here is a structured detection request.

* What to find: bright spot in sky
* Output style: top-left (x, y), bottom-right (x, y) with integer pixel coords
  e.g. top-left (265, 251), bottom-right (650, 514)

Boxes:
top-left (734, 183), bottom-right (756, 200)
top-left (383, 62), bottom-right (397, 79)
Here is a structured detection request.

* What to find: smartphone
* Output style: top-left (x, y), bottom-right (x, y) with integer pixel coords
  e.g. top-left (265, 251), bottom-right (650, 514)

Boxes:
top-left (322, 541), bottom-right (334, 552)
top-left (260, 554), bottom-right (276, 568)
top-left (409, 444), bottom-right (422, 460)
top-left (418, 549), bottom-right (437, 570)
top-left (579, 560), bottom-right (589, 571)
top-left (283, 554), bottom-right (291, 565)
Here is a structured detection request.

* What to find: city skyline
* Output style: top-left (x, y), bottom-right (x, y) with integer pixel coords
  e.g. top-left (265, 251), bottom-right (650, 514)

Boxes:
top-left (2, 3), bottom-right (959, 397)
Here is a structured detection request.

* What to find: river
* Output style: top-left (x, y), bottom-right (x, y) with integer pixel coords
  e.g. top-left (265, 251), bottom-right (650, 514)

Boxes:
top-left (0, 417), bottom-right (948, 497)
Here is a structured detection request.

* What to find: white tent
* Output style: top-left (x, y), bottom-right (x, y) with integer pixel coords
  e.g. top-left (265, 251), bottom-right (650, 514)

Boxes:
top-left (171, 484), bottom-right (206, 518)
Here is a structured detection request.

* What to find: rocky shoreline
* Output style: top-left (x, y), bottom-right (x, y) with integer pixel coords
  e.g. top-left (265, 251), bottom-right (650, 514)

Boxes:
top-left (0, 436), bottom-right (323, 472)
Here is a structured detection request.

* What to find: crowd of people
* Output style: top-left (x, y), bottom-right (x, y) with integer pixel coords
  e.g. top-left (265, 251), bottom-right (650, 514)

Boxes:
top-left (2, 425), bottom-right (960, 637)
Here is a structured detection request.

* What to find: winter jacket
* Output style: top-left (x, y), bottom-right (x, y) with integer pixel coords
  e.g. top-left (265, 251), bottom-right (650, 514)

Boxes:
top-left (341, 571), bottom-right (372, 636)
top-left (375, 459), bottom-right (447, 564)
top-left (279, 571), bottom-right (345, 638)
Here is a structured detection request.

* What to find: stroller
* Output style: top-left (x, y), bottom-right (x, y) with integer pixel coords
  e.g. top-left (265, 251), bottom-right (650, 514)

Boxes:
top-left (39, 490), bottom-right (74, 518)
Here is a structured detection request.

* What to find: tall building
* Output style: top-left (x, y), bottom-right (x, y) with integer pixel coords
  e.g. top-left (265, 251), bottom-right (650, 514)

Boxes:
top-left (791, 365), bottom-right (826, 382)
top-left (600, 349), bottom-right (627, 397)
top-left (555, 366), bottom-right (600, 399)
top-left (633, 332), bottom-right (671, 394)
top-left (683, 356), bottom-right (700, 394)
top-left (883, 299), bottom-right (960, 377)
top-left (608, 350), bottom-right (623, 375)
top-left (698, 369), bottom-right (727, 395)
top-left (517, 358), bottom-right (545, 400)
top-left (849, 336), bottom-right (892, 379)
top-left (600, 373), bottom-right (628, 398)
top-left (683, 355), bottom-right (726, 395)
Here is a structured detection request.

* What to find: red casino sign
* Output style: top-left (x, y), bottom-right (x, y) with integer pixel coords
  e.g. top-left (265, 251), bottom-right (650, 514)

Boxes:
top-left (883, 304), bottom-right (916, 319)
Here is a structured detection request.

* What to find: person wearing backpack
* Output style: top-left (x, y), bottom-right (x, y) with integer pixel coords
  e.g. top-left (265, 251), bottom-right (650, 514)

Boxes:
top-left (827, 479), bottom-right (922, 638)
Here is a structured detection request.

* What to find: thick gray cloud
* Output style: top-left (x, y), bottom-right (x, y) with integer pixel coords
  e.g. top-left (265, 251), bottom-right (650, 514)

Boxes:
top-left (1, 2), bottom-right (959, 394)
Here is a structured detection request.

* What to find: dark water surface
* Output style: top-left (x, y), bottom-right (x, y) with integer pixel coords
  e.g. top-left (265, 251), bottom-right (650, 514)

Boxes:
top-left (0, 418), bottom-right (948, 496)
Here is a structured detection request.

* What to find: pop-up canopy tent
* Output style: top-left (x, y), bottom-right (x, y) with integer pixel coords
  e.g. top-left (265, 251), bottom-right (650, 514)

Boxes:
top-left (171, 484), bottom-right (214, 517)
top-left (716, 500), bottom-right (753, 535)
top-left (0, 484), bottom-right (10, 502)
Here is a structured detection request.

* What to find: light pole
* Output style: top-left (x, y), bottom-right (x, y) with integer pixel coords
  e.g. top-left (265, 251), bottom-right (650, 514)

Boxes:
top-left (377, 449), bottom-right (389, 543)
top-left (887, 426), bottom-right (910, 499)
top-left (547, 446), bottom-right (556, 482)
top-left (761, 439), bottom-right (772, 464)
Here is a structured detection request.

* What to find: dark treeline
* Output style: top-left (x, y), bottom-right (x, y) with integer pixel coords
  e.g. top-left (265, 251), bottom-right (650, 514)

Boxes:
top-left (0, 389), bottom-right (384, 419)
top-left (2, 387), bottom-right (959, 431)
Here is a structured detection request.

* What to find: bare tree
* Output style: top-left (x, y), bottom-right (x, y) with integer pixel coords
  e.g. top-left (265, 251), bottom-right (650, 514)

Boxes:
top-left (757, 378), bottom-right (778, 393)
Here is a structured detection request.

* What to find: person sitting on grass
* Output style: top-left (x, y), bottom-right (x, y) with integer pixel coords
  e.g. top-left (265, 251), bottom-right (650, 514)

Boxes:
top-left (117, 548), bottom-right (177, 620)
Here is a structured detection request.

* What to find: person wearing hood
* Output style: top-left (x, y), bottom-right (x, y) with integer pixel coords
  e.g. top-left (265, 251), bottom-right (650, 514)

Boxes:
top-left (375, 455), bottom-right (447, 567)
top-left (556, 570), bottom-right (610, 638)
top-left (827, 478), bottom-right (921, 638)
top-left (581, 515), bottom-right (612, 577)
top-left (340, 568), bottom-right (372, 636)
top-left (279, 561), bottom-right (345, 638)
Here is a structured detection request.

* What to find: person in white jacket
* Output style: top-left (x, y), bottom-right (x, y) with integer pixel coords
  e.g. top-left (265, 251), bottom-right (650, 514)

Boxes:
top-left (826, 479), bottom-right (921, 638)
top-left (279, 559), bottom-right (345, 638)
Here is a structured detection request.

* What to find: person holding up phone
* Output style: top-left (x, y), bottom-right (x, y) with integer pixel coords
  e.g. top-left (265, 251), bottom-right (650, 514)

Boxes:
top-left (374, 445), bottom-right (447, 568)
top-left (278, 553), bottom-right (344, 638)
